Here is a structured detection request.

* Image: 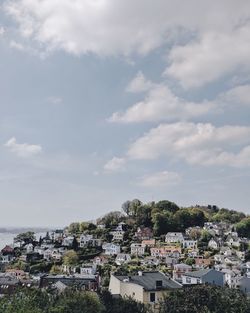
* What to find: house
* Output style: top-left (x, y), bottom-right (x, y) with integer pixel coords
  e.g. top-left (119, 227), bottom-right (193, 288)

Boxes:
top-left (182, 269), bottom-right (224, 287)
top-left (1, 245), bottom-right (14, 255)
top-left (79, 234), bottom-right (102, 248)
top-left (80, 264), bottom-right (97, 275)
top-left (141, 257), bottom-right (160, 267)
top-left (51, 249), bottom-right (63, 261)
top-left (25, 243), bottom-right (34, 253)
top-left (135, 227), bottom-right (153, 240)
top-left (80, 234), bottom-right (93, 247)
top-left (226, 235), bottom-right (241, 248)
top-left (142, 239), bottom-right (156, 247)
top-left (208, 238), bottom-right (220, 250)
top-left (0, 273), bottom-right (20, 295)
top-left (1, 254), bottom-right (14, 264)
top-left (165, 257), bottom-right (178, 267)
top-left (165, 233), bottom-right (184, 244)
top-left (187, 249), bottom-right (199, 258)
top-left (93, 256), bottom-right (108, 266)
top-left (194, 257), bottom-right (212, 269)
top-left (220, 246), bottom-right (233, 257)
top-left (131, 243), bottom-right (146, 256)
top-left (242, 262), bottom-right (250, 278)
top-left (224, 256), bottom-right (241, 266)
top-left (150, 246), bottom-right (182, 259)
top-left (109, 271), bottom-right (182, 307)
top-left (97, 224), bottom-right (106, 230)
top-left (40, 274), bottom-right (99, 291)
top-left (236, 250), bottom-right (245, 261)
top-left (214, 254), bottom-right (224, 264)
top-left (5, 269), bottom-right (26, 280)
top-left (173, 263), bottom-right (192, 282)
top-left (111, 230), bottom-right (125, 241)
top-left (51, 230), bottom-right (64, 242)
top-left (102, 243), bottom-right (121, 255)
top-left (238, 277), bottom-right (250, 296)
top-left (221, 268), bottom-right (241, 288)
top-left (115, 254), bottom-right (131, 265)
top-left (182, 238), bottom-right (197, 249)
top-left (62, 236), bottom-right (74, 247)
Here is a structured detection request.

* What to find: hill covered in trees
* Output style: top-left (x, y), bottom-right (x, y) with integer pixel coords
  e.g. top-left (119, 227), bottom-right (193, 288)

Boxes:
top-left (67, 199), bottom-right (250, 238)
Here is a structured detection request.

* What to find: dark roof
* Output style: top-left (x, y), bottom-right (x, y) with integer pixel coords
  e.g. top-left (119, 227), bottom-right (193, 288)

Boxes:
top-left (115, 271), bottom-right (181, 291)
top-left (0, 275), bottom-right (19, 286)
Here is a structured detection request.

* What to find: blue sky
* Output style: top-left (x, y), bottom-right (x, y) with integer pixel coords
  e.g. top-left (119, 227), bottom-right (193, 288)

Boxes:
top-left (0, 0), bottom-right (250, 227)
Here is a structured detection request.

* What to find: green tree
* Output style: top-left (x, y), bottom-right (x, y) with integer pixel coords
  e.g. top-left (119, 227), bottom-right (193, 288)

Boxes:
top-left (63, 250), bottom-right (79, 266)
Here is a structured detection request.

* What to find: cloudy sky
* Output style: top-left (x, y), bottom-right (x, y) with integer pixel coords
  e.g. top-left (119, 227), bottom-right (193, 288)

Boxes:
top-left (0, 0), bottom-right (250, 227)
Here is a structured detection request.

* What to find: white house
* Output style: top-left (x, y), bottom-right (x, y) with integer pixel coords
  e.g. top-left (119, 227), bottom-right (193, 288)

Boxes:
top-left (130, 243), bottom-right (146, 256)
top-left (226, 236), bottom-right (241, 248)
top-left (102, 243), bottom-right (121, 255)
top-left (25, 243), bottom-right (34, 253)
top-left (115, 254), bottom-right (131, 265)
top-left (208, 238), bottom-right (220, 250)
top-left (80, 234), bottom-right (93, 247)
top-left (165, 233), bottom-right (184, 244)
top-left (182, 239), bottom-right (197, 249)
top-left (62, 236), bottom-right (74, 247)
top-left (221, 268), bottom-right (241, 288)
top-left (80, 264), bottom-right (97, 275)
top-left (111, 230), bottom-right (125, 241)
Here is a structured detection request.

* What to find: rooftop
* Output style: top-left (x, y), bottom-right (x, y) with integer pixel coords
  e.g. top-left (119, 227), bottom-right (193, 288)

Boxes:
top-left (115, 271), bottom-right (181, 291)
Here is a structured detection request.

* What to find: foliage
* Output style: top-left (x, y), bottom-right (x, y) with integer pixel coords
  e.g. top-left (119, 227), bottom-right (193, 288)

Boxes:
top-left (159, 285), bottom-right (250, 313)
top-left (236, 217), bottom-right (250, 238)
top-left (0, 289), bottom-right (151, 313)
top-left (63, 250), bottom-right (79, 266)
top-left (14, 232), bottom-right (36, 245)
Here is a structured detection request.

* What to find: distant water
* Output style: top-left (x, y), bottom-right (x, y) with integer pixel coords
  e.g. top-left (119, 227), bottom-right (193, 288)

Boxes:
top-left (0, 232), bottom-right (46, 250)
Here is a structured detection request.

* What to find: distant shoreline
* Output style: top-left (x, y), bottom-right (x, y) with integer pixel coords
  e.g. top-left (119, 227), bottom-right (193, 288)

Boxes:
top-left (0, 227), bottom-right (51, 234)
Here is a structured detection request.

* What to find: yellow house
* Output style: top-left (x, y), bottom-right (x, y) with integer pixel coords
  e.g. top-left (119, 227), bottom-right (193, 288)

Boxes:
top-left (109, 271), bottom-right (182, 308)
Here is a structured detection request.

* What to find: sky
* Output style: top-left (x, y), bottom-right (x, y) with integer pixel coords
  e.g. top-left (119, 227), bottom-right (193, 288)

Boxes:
top-left (0, 0), bottom-right (250, 227)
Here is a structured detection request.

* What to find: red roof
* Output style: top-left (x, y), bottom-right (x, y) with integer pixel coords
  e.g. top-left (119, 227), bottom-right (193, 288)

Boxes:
top-left (1, 245), bottom-right (14, 254)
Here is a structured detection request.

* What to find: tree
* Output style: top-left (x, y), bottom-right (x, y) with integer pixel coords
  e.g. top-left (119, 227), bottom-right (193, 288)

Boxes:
top-left (236, 217), bottom-right (250, 238)
top-left (72, 236), bottom-right (78, 251)
top-left (63, 250), bottom-right (79, 266)
top-left (68, 223), bottom-right (80, 234)
top-left (14, 232), bottom-right (35, 246)
top-left (155, 200), bottom-right (179, 214)
top-left (159, 285), bottom-right (250, 313)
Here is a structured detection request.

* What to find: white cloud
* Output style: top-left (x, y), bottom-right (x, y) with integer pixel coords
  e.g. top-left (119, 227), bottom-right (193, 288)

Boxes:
top-left (138, 170), bottom-right (181, 187)
top-left (4, 1), bottom-right (250, 56)
top-left (219, 84), bottom-right (250, 106)
top-left (110, 73), bottom-right (215, 123)
top-left (10, 40), bottom-right (25, 51)
top-left (165, 24), bottom-right (250, 88)
top-left (126, 71), bottom-right (153, 93)
top-left (5, 137), bottom-right (42, 158)
top-left (4, 1), bottom-right (250, 88)
top-left (103, 157), bottom-right (126, 172)
top-left (0, 27), bottom-right (5, 36)
top-left (127, 122), bottom-right (250, 167)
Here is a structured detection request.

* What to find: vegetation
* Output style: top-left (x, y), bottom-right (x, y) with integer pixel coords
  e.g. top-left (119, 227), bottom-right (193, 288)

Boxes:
top-left (0, 286), bottom-right (249, 313)
top-left (236, 217), bottom-right (250, 238)
top-left (159, 285), bottom-right (250, 313)
top-left (0, 289), bottom-right (150, 313)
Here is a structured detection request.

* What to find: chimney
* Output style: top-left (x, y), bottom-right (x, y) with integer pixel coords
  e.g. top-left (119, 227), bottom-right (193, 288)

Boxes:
top-left (138, 271), bottom-right (143, 276)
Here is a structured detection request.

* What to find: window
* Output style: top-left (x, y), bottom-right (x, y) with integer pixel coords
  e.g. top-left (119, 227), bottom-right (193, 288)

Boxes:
top-left (150, 292), bottom-right (156, 303)
top-left (186, 277), bottom-right (191, 283)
